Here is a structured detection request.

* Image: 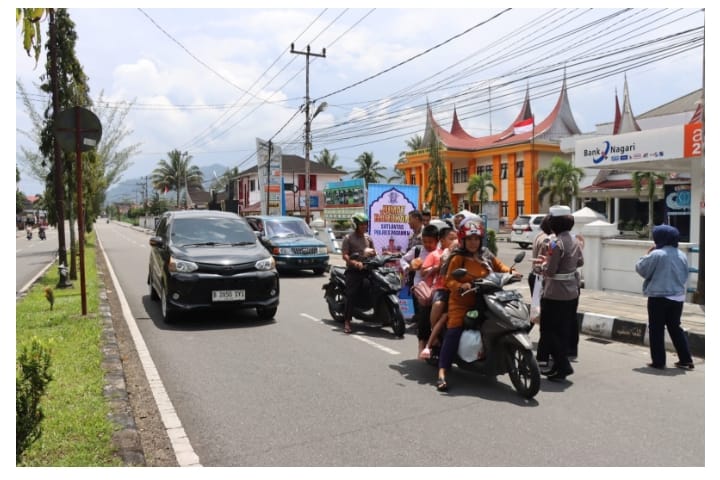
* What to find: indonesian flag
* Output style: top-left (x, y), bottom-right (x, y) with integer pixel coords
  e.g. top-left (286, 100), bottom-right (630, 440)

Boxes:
top-left (513, 117), bottom-right (534, 135)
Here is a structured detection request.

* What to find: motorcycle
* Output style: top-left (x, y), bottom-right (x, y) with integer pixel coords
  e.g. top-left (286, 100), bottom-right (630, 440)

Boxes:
top-left (322, 253), bottom-right (406, 338)
top-left (426, 252), bottom-right (541, 399)
top-left (38, 226), bottom-right (46, 240)
top-left (26, 227), bottom-right (32, 240)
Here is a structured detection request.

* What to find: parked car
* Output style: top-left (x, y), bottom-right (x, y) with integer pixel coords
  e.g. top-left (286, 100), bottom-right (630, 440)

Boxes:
top-left (509, 214), bottom-right (546, 249)
top-left (245, 215), bottom-right (329, 275)
top-left (147, 210), bottom-right (279, 323)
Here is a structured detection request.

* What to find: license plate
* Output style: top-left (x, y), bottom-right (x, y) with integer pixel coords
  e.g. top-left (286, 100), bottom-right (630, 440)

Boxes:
top-left (514, 229), bottom-right (523, 234)
top-left (212, 290), bottom-right (245, 302)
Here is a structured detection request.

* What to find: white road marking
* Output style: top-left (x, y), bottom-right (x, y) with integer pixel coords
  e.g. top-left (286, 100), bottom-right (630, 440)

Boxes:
top-left (97, 234), bottom-right (202, 467)
top-left (300, 313), bottom-right (401, 355)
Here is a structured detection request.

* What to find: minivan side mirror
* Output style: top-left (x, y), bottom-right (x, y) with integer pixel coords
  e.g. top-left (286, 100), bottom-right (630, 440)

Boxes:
top-left (149, 236), bottom-right (165, 248)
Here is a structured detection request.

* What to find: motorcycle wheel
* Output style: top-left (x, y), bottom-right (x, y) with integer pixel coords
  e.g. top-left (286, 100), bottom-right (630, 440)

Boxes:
top-left (389, 303), bottom-right (405, 338)
top-left (326, 288), bottom-right (345, 322)
top-left (507, 344), bottom-right (540, 399)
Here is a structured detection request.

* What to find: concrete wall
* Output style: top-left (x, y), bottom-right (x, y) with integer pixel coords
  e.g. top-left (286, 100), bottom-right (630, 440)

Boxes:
top-left (582, 223), bottom-right (699, 300)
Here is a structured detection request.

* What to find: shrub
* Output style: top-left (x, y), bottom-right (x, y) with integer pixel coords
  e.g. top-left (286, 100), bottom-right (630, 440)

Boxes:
top-left (16, 338), bottom-right (53, 463)
top-left (486, 229), bottom-right (498, 255)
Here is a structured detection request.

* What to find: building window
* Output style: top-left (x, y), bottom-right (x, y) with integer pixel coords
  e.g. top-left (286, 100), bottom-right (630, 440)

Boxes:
top-left (516, 161), bottom-right (524, 178)
top-left (453, 168), bottom-right (468, 183)
top-left (500, 163), bottom-right (508, 180)
top-left (410, 174), bottom-right (416, 185)
top-left (485, 165), bottom-right (493, 176)
top-left (501, 201), bottom-right (508, 217)
top-left (476, 165), bottom-right (493, 176)
top-left (476, 165), bottom-right (483, 176)
top-left (516, 200), bottom-right (524, 216)
top-left (250, 179), bottom-right (256, 192)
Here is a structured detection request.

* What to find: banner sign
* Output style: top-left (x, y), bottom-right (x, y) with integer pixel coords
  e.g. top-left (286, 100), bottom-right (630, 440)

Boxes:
top-left (323, 178), bottom-right (366, 222)
top-left (256, 138), bottom-right (283, 216)
top-left (574, 123), bottom-right (703, 169)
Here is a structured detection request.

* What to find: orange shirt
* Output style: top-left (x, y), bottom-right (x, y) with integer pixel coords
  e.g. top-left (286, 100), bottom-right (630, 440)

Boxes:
top-left (444, 252), bottom-right (511, 329)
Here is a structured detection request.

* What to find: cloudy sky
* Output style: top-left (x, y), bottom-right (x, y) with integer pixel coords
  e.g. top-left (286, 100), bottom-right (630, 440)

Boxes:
top-left (13, 4), bottom-right (705, 198)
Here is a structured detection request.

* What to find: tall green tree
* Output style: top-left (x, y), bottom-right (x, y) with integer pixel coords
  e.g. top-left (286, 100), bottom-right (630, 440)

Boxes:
top-left (152, 149), bottom-right (203, 207)
top-left (632, 171), bottom-right (667, 230)
top-left (211, 166), bottom-right (240, 193)
top-left (424, 130), bottom-right (451, 214)
top-left (352, 152), bottom-right (386, 185)
top-left (467, 172), bottom-right (497, 214)
top-left (314, 148), bottom-right (343, 170)
top-left (536, 156), bottom-right (585, 206)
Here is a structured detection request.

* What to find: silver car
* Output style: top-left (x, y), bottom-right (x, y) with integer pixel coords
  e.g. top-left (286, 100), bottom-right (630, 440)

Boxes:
top-left (509, 214), bottom-right (546, 249)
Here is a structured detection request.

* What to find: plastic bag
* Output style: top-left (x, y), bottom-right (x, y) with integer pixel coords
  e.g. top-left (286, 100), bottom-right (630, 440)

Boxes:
top-left (530, 275), bottom-right (542, 324)
top-left (458, 329), bottom-right (484, 362)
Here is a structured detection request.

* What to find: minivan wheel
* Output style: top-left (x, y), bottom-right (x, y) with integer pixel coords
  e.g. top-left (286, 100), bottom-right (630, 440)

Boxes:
top-left (256, 306), bottom-right (277, 319)
top-left (148, 274), bottom-right (159, 301)
top-left (160, 286), bottom-right (177, 323)
top-left (518, 242), bottom-right (530, 249)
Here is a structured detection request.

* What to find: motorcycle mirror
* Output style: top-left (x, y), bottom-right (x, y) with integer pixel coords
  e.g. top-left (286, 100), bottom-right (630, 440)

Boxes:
top-left (451, 268), bottom-right (468, 279)
top-left (350, 252), bottom-right (361, 260)
top-left (514, 252), bottom-right (526, 263)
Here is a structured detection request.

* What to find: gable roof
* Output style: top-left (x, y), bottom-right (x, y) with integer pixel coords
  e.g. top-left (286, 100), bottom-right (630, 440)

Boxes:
top-left (237, 154), bottom-right (346, 177)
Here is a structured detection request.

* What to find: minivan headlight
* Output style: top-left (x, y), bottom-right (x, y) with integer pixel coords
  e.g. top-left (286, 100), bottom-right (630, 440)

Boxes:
top-left (255, 256), bottom-right (276, 271)
top-left (168, 256), bottom-right (198, 273)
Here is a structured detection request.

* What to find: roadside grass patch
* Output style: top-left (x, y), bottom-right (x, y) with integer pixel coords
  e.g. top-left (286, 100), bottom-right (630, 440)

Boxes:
top-left (16, 236), bottom-right (122, 466)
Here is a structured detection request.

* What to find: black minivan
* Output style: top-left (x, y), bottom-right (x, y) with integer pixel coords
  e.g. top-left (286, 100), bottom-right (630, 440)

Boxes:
top-left (147, 210), bottom-right (279, 323)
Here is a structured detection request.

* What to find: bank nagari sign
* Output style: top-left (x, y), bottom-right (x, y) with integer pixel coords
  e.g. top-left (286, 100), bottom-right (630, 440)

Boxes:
top-left (574, 123), bottom-right (703, 168)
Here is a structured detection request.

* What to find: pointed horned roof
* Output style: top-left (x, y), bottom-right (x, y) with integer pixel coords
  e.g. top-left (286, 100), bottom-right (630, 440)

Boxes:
top-left (617, 75), bottom-right (641, 134)
top-left (421, 78), bottom-right (581, 151)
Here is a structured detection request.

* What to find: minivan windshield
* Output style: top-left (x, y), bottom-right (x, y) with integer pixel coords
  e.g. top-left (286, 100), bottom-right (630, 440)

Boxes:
top-left (265, 219), bottom-right (314, 238)
top-left (170, 217), bottom-right (257, 246)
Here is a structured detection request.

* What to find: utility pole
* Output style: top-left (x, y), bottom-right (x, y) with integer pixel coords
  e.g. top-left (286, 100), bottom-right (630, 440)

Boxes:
top-left (266, 140), bottom-right (272, 215)
top-left (290, 43), bottom-right (326, 224)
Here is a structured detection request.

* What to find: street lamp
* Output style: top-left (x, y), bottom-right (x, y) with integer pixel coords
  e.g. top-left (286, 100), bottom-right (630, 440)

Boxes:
top-left (304, 100), bottom-right (327, 224)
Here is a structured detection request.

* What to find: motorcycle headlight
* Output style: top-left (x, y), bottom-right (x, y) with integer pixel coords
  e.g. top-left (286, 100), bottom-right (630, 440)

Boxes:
top-left (168, 256), bottom-right (198, 273)
top-left (255, 256), bottom-right (276, 271)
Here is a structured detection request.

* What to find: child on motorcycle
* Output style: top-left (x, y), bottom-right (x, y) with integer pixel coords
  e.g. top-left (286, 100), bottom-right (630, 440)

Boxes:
top-left (435, 220), bottom-right (519, 392)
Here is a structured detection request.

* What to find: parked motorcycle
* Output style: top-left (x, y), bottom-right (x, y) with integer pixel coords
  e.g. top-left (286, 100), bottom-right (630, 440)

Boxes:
top-left (426, 252), bottom-right (540, 399)
top-left (322, 253), bottom-right (406, 338)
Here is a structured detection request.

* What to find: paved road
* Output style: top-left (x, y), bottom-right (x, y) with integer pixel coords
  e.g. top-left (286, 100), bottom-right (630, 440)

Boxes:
top-left (96, 221), bottom-right (705, 466)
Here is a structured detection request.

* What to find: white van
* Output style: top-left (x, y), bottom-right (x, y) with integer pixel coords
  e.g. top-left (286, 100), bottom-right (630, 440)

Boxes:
top-left (509, 214), bottom-right (546, 249)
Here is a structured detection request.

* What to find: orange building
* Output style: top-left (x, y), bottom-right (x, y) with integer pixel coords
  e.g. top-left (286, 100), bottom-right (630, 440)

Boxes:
top-left (396, 78), bottom-right (582, 224)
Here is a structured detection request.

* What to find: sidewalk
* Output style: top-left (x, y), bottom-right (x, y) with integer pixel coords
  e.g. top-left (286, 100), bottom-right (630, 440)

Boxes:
top-left (327, 253), bottom-right (705, 358)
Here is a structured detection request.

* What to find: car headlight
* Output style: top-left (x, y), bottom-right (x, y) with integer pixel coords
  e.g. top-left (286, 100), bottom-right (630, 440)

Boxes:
top-left (168, 256), bottom-right (198, 273)
top-left (317, 247), bottom-right (328, 255)
top-left (273, 247), bottom-right (294, 255)
top-left (255, 256), bottom-right (276, 271)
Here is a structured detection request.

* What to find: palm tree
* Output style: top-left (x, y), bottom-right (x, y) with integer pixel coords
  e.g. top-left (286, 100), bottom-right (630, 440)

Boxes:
top-left (398, 134), bottom-right (423, 162)
top-left (424, 129), bottom-right (451, 214)
top-left (632, 171), bottom-right (667, 230)
top-left (314, 148), bottom-right (343, 170)
top-left (536, 156), bottom-right (585, 207)
top-left (386, 165), bottom-right (405, 184)
top-left (467, 172), bottom-right (497, 213)
top-left (152, 149), bottom-right (203, 207)
top-left (352, 152), bottom-right (387, 185)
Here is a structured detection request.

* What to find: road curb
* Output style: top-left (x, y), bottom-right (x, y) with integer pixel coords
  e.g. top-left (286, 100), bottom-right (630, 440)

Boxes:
top-left (577, 312), bottom-right (704, 358)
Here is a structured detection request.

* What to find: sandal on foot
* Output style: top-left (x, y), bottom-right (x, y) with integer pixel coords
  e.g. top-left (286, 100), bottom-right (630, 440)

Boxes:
top-left (436, 378), bottom-right (448, 392)
top-left (344, 323), bottom-right (352, 334)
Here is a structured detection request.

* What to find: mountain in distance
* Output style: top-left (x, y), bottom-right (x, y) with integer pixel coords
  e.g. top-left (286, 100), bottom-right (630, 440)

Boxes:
top-left (105, 163), bottom-right (233, 204)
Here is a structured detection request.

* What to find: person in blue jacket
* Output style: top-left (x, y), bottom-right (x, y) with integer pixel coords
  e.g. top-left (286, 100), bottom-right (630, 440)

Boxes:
top-left (635, 225), bottom-right (694, 370)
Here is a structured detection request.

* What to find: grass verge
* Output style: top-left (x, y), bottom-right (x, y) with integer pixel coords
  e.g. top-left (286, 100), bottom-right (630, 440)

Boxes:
top-left (16, 233), bottom-right (123, 466)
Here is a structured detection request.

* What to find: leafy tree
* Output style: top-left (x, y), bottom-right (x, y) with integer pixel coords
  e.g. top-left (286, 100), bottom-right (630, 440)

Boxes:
top-left (536, 156), bottom-right (585, 206)
top-left (211, 166), bottom-right (240, 193)
top-left (152, 149), bottom-right (203, 207)
top-left (16, 167), bottom-right (26, 214)
top-left (147, 192), bottom-right (170, 215)
top-left (398, 134), bottom-right (423, 162)
top-left (424, 130), bottom-right (450, 214)
top-left (351, 152), bottom-right (386, 185)
top-left (314, 148), bottom-right (343, 170)
top-left (632, 171), bottom-right (667, 230)
top-left (467, 172), bottom-right (497, 214)
top-left (16, 8), bottom-right (46, 65)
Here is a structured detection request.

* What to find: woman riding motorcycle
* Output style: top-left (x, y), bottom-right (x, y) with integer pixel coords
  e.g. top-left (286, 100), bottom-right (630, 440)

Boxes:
top-left (435, 220), bottom-right (519, 392)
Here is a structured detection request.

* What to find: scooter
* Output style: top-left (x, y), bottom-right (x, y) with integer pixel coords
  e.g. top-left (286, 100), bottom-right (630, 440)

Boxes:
top-left (38, 226), bottom-right (46, 240)
top-left (26, 228), bottom-right (32, 240)
top-left (322, 253), bottom-right (406, 338)
top-left (426, 252), bottom-right (541, 399)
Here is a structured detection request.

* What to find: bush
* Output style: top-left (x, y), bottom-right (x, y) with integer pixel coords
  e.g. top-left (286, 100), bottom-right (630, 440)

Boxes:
top-left (16, 338), bottom-right (53, 463)
top-left (486, 229), bottom-right (498, 255)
